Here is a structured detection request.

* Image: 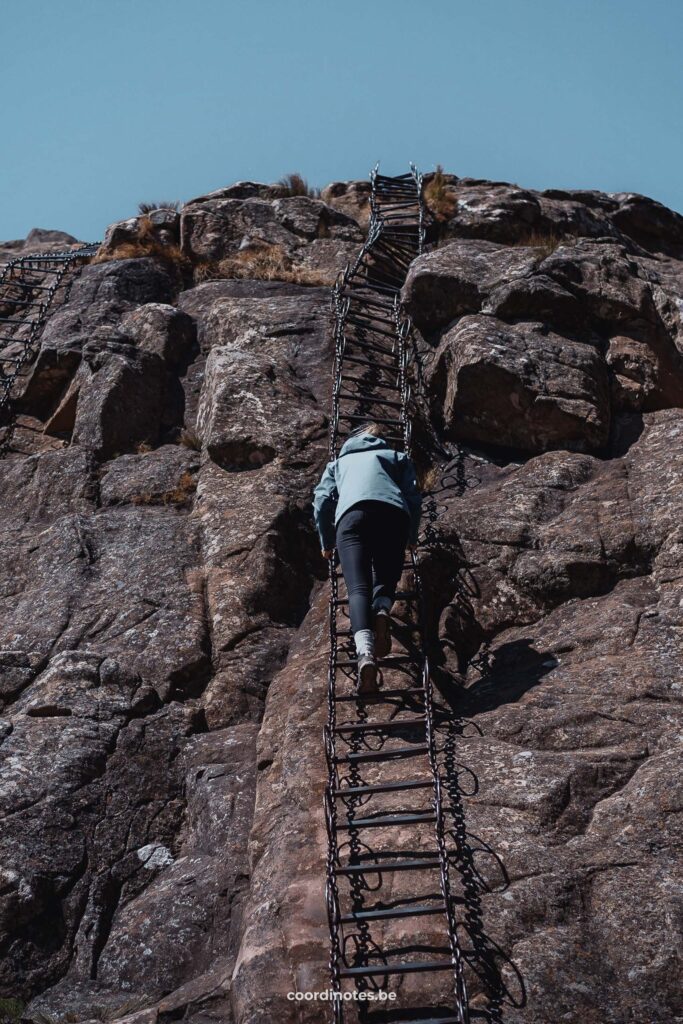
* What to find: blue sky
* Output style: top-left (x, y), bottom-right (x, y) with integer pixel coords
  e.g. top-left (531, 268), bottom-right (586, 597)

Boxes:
top-left (3, 0), bottom-right (682, 241)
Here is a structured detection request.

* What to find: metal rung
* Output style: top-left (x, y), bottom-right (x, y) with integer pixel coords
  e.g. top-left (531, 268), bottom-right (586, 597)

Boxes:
top-left (332, 778), bottom-right (432, 797)
top-left (342, 336), bottom-right (396, 359)
top-left (376, 196), bottom-right (418, 204)
top-left (377, 195), bottom-right (419, 204)
top-left (368, 251), bottom-right (411, 271)
top-left (334, 687), bottom-right (425, 703)
top-left (339, 959), bottom-right (453, 978)
top-left (359, 279), bottom-right (400, 296)
top-left (336, 856), bottom-right (439, 876)
top-left (344, 304), bottom-right (396, 324)
top-left (334, 654), bottom-right (414, 668)
top-left (342, 285), bottom-right (395, 305)
top-left (340, 354), bottom-right (399, 372)
top-left (373, 247), bottom-right (414, 268)
top-left (376, 188), bottom-right (419, 198)
top-left (344, 317), bottom-right (396, 339)
top-left (378, 199), bottom-right (421, 209)
top-left (340, 901), bottom-right (448, 924)
top-left (15, 254), bottom-right (81, 264)
top-left (6, 281), bottom-right (56, 291)
top-left (334, 716), bottom-right (426, 733)
top-left (333, 434), bottom-right (406, 449)
top-left (365, 261), bottom-right (406, 280)
top-left (343, 324), bottom-right (397, 345)
top-left (341, 374), bottom-right (402, 394)
top-left (376, 170), bottom-right (415, 179)
top-left (338, 811), bottom-right (436, 830)
top-left (337, 390), bottom-right (404, 410)
top-left (334, 621), bottom-right (419, 637)
top-left (334, 743), bottom-right (429, 764)
top-left (337, 413), bottom-right (404, 429)
top-left (0, 298), bottom-right (44, 307)
top-left (376, 178), bottom-right (416, 187)
top-left (381, 211), bottom-right (421, 221)
top-left (362, 276), bottom-right (403, 294)
top-left (0, 334), bottom-right (29, 344)
top-left (368, 260), bottom-right (411, 280)
top-left (340, 292), bottom-right (394, 311)
top-left (375, 230), bottom-right (418, 249)
top-left (334, 590), bottom-right (416, 606)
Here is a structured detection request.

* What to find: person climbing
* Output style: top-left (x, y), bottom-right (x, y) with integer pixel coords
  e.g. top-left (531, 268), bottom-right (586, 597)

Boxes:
top-left (312, 422), bottom-right (422, 695)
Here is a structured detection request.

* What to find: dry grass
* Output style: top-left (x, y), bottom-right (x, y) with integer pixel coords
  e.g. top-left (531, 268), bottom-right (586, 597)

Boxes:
top-left (277, 172), bottom-right (320, 198)
top-left (132, 471), bottom-right (197, 508)
top-left (193, 244), bottom-right (332, 287)
top-left (424, 165), bottom-right (457, 222)
top-left (93, 216), bottom-right (192, 278)
top-left (165, 470), bottom-right (197, 506)
top-left (179, 426), bottom-right (202, 451)
top-left (513, 229), bottom-right (564, 258)
top-left (417, 464), bottom-right (441, 492)
top-left (0, 998), bottom-right (23, 1022)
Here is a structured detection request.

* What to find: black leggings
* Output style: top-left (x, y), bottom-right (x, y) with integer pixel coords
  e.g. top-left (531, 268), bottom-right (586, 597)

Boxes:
top-left (335, 500), bottom-right (410, 634)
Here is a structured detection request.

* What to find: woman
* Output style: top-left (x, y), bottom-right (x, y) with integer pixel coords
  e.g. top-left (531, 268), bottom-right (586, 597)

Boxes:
top-left (312, 422), bottom-right (422, 694)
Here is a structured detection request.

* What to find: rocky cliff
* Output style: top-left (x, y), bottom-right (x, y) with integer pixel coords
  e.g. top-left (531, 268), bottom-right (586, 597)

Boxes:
top-left (0, 175), bottom-right (681, 1024)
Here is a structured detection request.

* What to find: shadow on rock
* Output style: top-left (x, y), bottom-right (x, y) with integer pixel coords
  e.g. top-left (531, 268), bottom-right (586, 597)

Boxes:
top-left (462, 638), bottom-right (558, 716)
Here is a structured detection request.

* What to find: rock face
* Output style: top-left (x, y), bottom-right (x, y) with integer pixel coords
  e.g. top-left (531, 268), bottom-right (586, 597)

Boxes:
top-left (0, 176), bottom-right (682, 1024)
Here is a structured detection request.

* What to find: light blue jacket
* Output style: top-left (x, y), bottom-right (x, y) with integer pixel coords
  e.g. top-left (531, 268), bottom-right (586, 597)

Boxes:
top-left (312, 433), bottom-right (422, 550)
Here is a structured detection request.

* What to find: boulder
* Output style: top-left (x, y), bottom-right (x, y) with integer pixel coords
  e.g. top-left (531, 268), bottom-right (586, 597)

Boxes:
top-left (402, 239), bottom-right (541, 333)
top-left (65, 337), bottom-right (167, 458)
top-left (426, 315), bottom-right (610, 452)
top-left (99, 445), bottom-right (199, 506)
top-left (120, 303), bottom-right (196, 365)
top-left (320, 179), bottom-right (372, 227)
top-left (180, 196), bottom-right (361, 262)
top-left (96, 210), bottom-right (180, 259)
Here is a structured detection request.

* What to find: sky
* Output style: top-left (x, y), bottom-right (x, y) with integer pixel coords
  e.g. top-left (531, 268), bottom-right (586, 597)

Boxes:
top-left (2, 0), bottom-right (682, 241)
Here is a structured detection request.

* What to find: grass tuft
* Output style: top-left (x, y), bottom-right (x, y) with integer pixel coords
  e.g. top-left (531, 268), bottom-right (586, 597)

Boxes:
top-left (277, 173), bottom-right (320, 199)
top-left (93, 216), bottom-right (191, 277)
top-left (417, 464), bottom-right (441, 492)
top-left (194, 243), bottom-right (332, 286)
top-left (137, 200), bottom-right (182, 214)
top-left (0, 998), bottom-right (24, 1023)
top-left (513, 229), bottom-right (564, 258)
top-left (179, 427), bottom-right (202, 451)
top-left (132, 471), bottom-right (197, 508)
top-left (424, 165), bottom-right (457, 222)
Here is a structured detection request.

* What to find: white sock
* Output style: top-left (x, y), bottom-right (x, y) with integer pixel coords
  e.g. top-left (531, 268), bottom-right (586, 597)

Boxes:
top-left (354, 629), bottom-right (374, 657)
top-left (373, 596), bottom-right (392, 613)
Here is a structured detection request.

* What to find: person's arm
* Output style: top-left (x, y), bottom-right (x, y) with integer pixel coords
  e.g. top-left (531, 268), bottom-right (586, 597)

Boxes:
top-left (400, 455), bottom-right (422, 546)
top-left (312, 460), bottom-right (338, 552)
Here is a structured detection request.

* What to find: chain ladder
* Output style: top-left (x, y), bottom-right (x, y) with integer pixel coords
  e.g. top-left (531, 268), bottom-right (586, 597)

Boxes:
top-left (322, 165), bottom-right (471, 1024)
top-left (0, 243), bottom-right (99, 454)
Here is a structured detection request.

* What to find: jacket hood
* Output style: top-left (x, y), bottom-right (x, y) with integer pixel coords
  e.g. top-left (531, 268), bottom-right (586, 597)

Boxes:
top-left (338, 433), bottom-right (390, 458)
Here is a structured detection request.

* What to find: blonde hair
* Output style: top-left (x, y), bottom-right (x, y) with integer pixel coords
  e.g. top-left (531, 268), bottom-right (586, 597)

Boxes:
top-left (353, 421), bottom-right (384, 437)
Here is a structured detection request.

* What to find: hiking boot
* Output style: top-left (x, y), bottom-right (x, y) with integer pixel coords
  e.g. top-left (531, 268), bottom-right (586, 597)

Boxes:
top-left (373, 608), bottom-right (392, 659)
top-left (357, 654), bottom-right (379, 695)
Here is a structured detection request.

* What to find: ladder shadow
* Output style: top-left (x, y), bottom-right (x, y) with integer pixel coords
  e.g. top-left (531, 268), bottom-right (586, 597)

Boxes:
top-left (407, 473), bottom-right (529, 1022)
